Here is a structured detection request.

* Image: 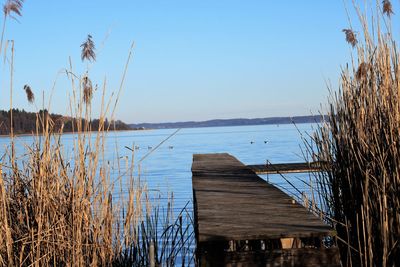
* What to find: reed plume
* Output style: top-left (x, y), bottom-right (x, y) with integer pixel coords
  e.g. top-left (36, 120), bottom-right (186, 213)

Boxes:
top-left (23, 84), bottom-right (34, 103)
top-left (355, 62), bottom-right (369, 81)
top-left (308, 3), bottom-right (400, 266)
top-left (382, 0), bottom-right (393, 17)
top-left (80, 34), bottom-right (96, 62)
top-left (82, 75), bottom-right (93, 104)
top-left (0, 33), bottom-right (194, 266)
top-left (3, 0), bottom-right (23, 17)
top-left (0, 0), bottom-right (24, 58)
top-left (342, 29), bottom-right (357, 47)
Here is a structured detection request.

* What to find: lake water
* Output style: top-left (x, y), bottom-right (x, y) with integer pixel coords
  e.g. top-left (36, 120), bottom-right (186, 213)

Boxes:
top-left (0, 123), bottom-right (318, 212)
top-left (124, 123), bottom-right (318, 209)
top-left (0, 123), bottom-right (320, 264)
top-left (106, 123), bottom-right (317, 212)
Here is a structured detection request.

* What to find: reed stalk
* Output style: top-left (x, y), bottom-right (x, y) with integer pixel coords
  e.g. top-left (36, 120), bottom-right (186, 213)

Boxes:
top-left (0, 31), bottom-right (194, 266)
top-left (306, 1), bottom-right (400, 266)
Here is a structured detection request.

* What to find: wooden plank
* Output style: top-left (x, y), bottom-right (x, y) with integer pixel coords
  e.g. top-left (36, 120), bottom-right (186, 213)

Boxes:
top-left (202, 248), bottom-right (341, 267)
top-left (248, 161), bottom-right (329, 174)
top-left (192, 153), bottom-right (334, 243)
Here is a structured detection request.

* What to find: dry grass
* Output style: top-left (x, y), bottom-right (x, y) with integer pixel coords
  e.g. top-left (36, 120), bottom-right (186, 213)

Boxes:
top-left (0, 25), bottom-right (194, 267)
top-left (306, 1), bottom-right (400, 266)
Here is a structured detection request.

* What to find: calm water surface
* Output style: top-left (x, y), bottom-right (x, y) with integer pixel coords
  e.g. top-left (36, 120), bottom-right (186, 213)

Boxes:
top-left (0, 123), bottom-right (318, 211)
top-left (0, 123), bottom-right (320, 264)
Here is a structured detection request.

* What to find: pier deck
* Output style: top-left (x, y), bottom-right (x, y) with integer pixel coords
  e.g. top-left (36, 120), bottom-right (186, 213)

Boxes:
top-left (192, 153), bottom-right (339, 266)
top-left (247, 161), bottom-right (327, 174)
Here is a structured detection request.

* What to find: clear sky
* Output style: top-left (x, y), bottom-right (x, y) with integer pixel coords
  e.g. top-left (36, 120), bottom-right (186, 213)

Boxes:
top-left (0, 1), bottom-right (396, 123)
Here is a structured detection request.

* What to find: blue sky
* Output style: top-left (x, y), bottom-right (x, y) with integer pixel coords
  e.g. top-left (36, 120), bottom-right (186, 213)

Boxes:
top-left (0, 1), bottom-right (395, 123)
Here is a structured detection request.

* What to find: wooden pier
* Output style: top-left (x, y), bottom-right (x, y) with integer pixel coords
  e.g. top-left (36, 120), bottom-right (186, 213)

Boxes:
top-left (192, 153), bottom-right (340, 267)
top-left (247, 161), bottom-right (328, 175)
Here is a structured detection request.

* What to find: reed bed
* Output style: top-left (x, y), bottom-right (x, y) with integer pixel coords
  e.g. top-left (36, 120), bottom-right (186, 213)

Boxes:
top-left (0, 5), bottom-right (194, 265)
top-left (0, 107), bottom-right (194, 266)
top-left (306, 1), bottom-right (400, 266)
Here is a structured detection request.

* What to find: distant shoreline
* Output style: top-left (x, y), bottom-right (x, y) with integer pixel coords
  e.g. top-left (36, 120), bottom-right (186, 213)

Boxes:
top-left (0, 115), bottom-right (325, 137)
top-left (129, 115), bottom-right (326, 130)
top-left (0, 129), bottom-right (148, 138)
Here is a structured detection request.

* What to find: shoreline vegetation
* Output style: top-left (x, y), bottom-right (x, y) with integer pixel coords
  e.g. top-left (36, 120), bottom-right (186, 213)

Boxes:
top-left (0, 2), bottom-right (194, 265)
top-left (129, 115), bottom-right (325, 130)
top-left (0, 113), bottom-right (324, 135)
top-left (0, 108), bottom-right (131, 135)
top-left (0, 108), bottom-right (326, 137)
top-left (306, 1), bottom-right (400, 266)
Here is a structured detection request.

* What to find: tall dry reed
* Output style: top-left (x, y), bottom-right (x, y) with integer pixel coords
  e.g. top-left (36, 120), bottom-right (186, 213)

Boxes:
top-left (0, 26), bottom-right (194, 267)
top-left (0, 34), bottom-right (140, 266)
top-left (307, 1), bottom-right (400, 266)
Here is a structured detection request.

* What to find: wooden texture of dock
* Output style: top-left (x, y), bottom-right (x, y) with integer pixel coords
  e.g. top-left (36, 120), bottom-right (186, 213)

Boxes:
top-left (192, 154), bottom-right (332, 242)
top-left (247, 161), bottom-right (327, 174)
top-left (192, 153), bottom-right (339, 267)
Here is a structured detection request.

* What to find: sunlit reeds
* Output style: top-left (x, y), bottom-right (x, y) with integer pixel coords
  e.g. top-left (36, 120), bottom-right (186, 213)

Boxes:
top-left (0, 30), bottom-right (194, 266)
top-left (307, 1), bottom-right (400, 266)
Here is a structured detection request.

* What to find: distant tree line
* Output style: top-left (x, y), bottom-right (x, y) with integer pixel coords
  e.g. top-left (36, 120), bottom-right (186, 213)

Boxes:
top-left (0, 109), bottom-right (131, 135)
top-left (129, 115), bottom-right (327, 130)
